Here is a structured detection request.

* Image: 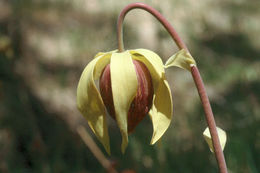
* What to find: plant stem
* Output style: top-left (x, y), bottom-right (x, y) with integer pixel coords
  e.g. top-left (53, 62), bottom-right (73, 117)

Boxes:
top-left (117, 2), bottom-right (227, 173)
top-left (77, 126), bottom-right (118, 173)
top-left (117, 2), bottom-right (187, 52)
top-left (191, 65), bottom-right (227, 173)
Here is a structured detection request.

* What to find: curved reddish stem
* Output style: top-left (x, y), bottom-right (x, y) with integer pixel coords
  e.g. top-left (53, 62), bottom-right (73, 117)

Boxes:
top-left (117, 2), bottom-right (187, 52)
top-left (191, 65), bottom-right (228, 173)
top-left (117, 3), bottom-right (227, 173)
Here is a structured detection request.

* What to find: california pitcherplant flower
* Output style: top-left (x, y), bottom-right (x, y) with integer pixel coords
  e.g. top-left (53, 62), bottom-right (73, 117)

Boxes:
top-left (77, 3), bottom-right (228, 172)
top-left (77, 49), bottom-right (173, 154)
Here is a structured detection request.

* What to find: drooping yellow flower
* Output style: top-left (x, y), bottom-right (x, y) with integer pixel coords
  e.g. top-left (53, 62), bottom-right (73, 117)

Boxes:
top-left (77, 49), bottom-right (173, 154)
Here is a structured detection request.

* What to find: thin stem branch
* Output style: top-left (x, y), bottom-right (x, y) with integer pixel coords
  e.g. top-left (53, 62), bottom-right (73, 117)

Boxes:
top-left (117, 2), bottom-right (227, 173)
top-left (77, 126), bottom-right (118, 173)
top-left (191, 65), bottom-right (227, 173)
top-left (117, 2), bottom-right (187, 52)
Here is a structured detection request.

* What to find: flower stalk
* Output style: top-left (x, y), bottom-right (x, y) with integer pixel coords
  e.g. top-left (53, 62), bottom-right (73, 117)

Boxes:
top-left (191, 66), bottom-right (227, 172)
top-left (117, 2), bottom-right (187, 52)
top-left (77, 126), bottom-right (118, 173)
top-left (116, 3), bottom-right (228, 173)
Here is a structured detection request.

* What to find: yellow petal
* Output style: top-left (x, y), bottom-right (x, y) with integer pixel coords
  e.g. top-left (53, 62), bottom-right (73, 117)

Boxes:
top-left (94, 50), bottom-right (118, 59)
top-left (203, 127), bottom-right (227, 153)
top-left (149, 79), bottom-right (173, 144)
top-left (130, 49), bottom-right (165, 94)
top-left (164, 49), bottom-right (196, 71)
top-left (110, 51), bottom-right (138, 153)
top-left (130, 49), bottom-right (164, 81)
top-left (94, 53), bottom-right (113, 79)
top-left (77, 54), bottom-right (111, 154)
top-left (130, 49), bottom-right (173, 145)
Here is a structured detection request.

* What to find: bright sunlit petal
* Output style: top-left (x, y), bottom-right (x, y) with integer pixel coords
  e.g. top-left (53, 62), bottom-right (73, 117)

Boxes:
top-left (131, 49), bottom-right (173, 145)
top-left (110, 51), bottom-right (138, 153)
top-left (149, 79), bottom-right (173, 144)
top-left (131, 49), bottom-right (164, 89)
top-left (77, 54), bottom-right (111, 154)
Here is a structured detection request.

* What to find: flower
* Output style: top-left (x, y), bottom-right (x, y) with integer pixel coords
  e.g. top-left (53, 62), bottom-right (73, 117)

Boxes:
top-left (77, 49), bottom-right (173, 154)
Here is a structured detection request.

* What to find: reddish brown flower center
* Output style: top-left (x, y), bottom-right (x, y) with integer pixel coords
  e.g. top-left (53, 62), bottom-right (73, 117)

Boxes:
top-left (99, 60), bottom-right (154, 133)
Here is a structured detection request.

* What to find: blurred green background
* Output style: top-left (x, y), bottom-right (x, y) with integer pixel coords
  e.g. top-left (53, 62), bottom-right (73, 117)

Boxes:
top-left (0, 0), bottom-right (259, 172)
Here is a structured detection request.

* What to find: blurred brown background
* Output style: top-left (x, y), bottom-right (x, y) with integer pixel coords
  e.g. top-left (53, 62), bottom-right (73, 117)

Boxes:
top-left (0, 0), bottom-right (259, 172)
